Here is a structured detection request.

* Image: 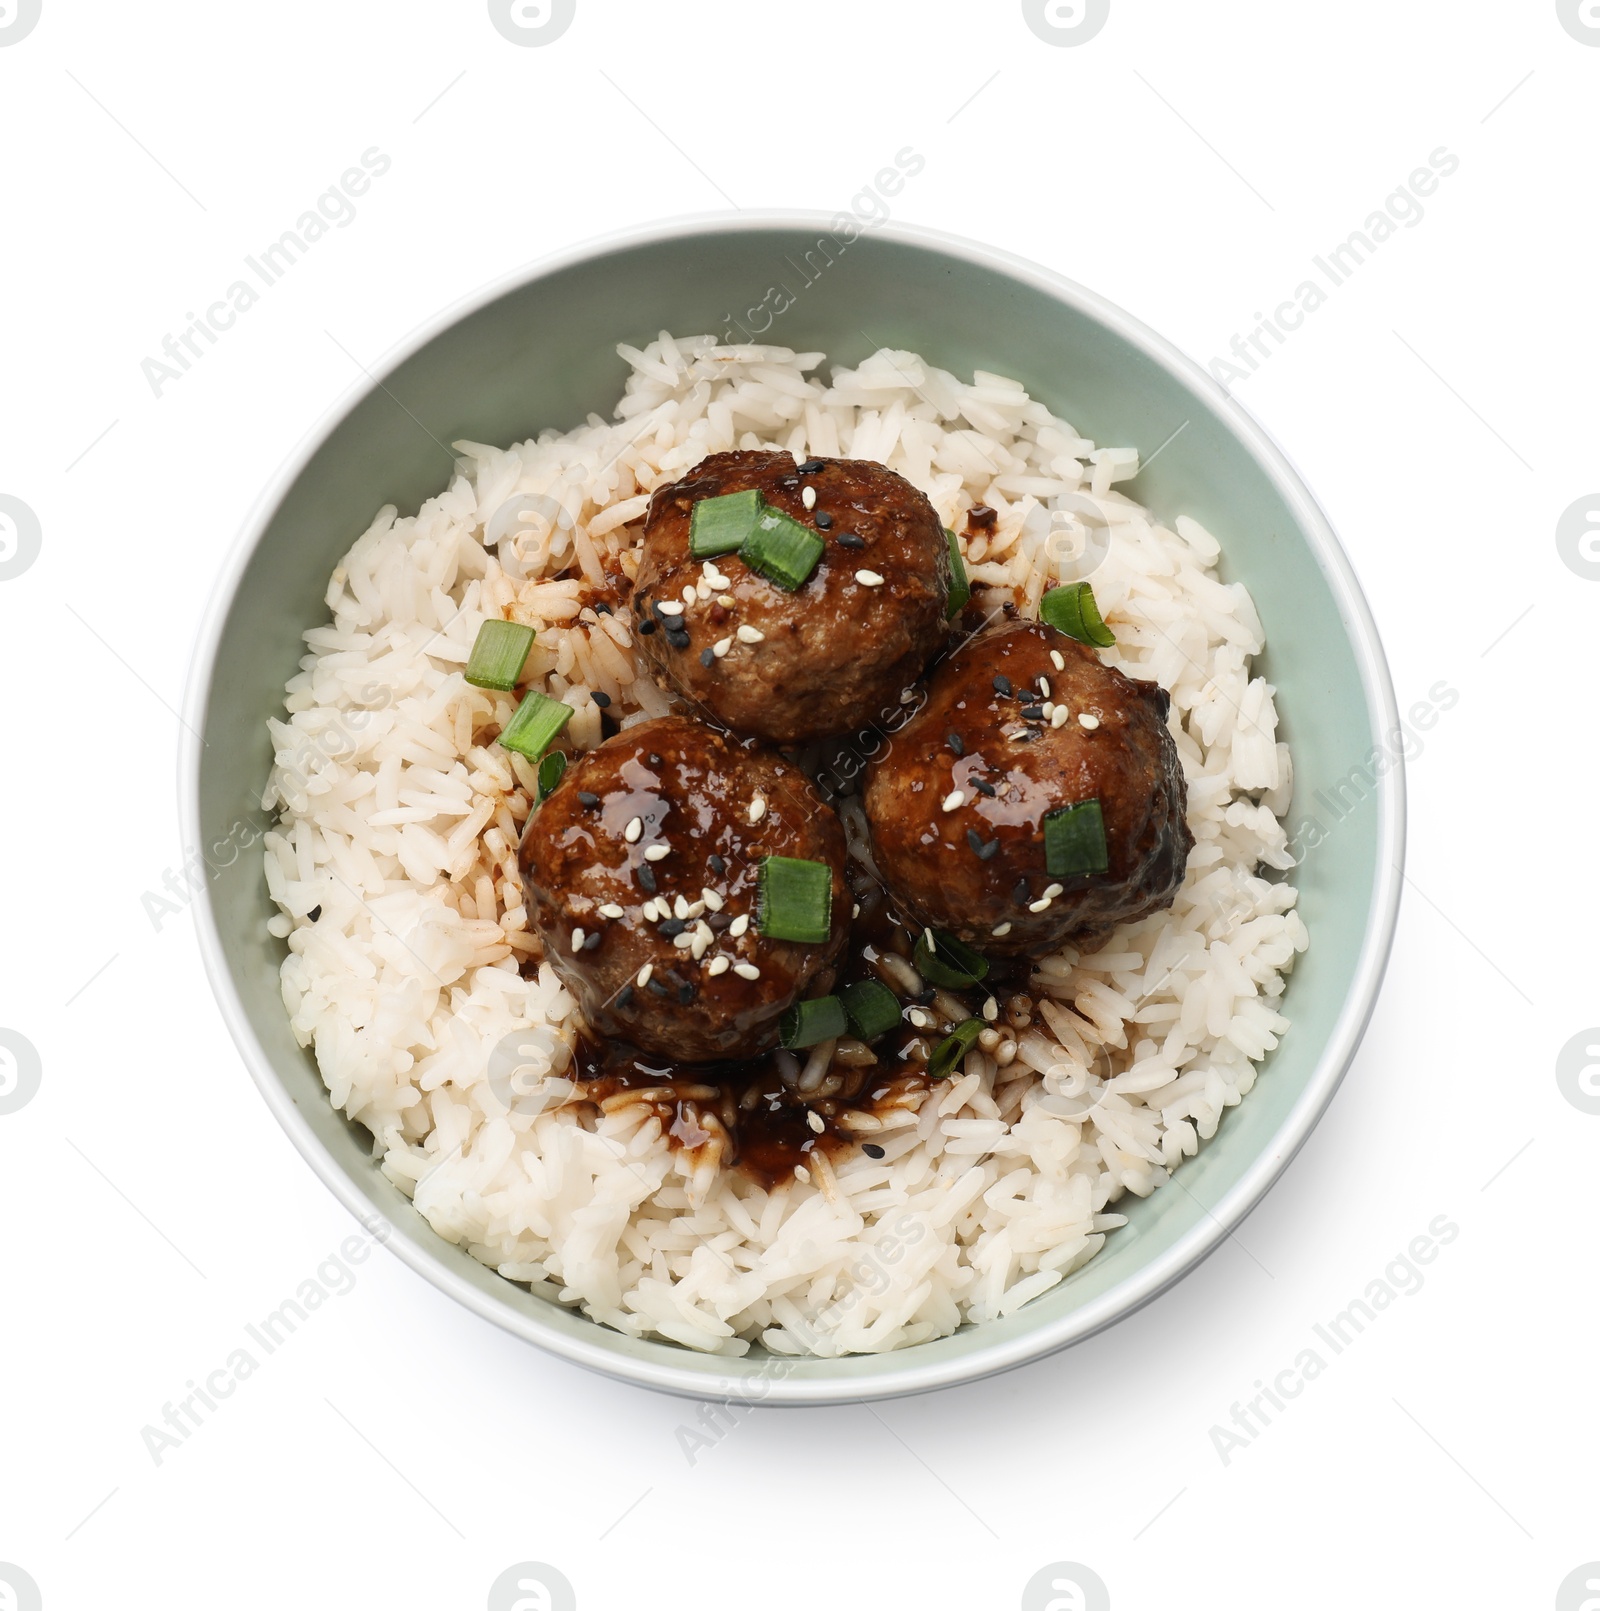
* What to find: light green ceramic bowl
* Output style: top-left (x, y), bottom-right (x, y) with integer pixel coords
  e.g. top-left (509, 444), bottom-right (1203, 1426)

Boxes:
top-left (183, 215), bottom-right (1403, 1405)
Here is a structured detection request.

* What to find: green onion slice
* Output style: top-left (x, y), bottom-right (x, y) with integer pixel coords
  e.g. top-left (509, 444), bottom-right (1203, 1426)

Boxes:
top-left (945, 528), bottom-right (970, 619)
top-left (1044, 799), bottom-right (1109, 877)
top-left (913, 928), bottom-right (989, 990)
top-left (758, 855), bottom-right (833, 945)
top-left (690, 488), bottom-right (765, 558)
top-left (740, 506), bottom-right (824, 592)
top-left (841, 979), bottom-right (902, 1042)
top-left (928, 1018), bottom-right (984, 1079)
top-left (498, 691), bottom-right (573, 764)
top-left (464, 618), bottom-right (536, 691)
top-left (779, 994), bottom-right (848, 1050)
top-left (1040, 581), bottom-right (1115, 647)
top-left (536, 750), bottom-right (567, 802)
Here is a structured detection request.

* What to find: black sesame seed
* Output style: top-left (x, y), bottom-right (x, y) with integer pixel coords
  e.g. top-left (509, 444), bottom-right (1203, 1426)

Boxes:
top-left (658, 918), bottom-right (686, 939)
top-left (966, 828), bottom-right (987, 855)
top-left (708, 910), bottom-right (732, 932)
top-left (583, 930), bottom-right (602, 951)
top-left (837, 533), bottom-right (866, 549)
top-left (647, 977), bottom-right (671, 998)
top-left (708, 854), bottom-right (727, 874)
top-left (677, 981), bottom-right (695, 1005)
top-left (973, 779), bottom-right (996, 798)
top-left (1021, 704), bottom-right (1045, 721)
top-left (1012, 878), bottom-right (1031, 904)
top-left (637, 863), bottom-right (657, 893)
top-left (667, 631), bottom-right (691, 651)
top-left (799, 458), bottom-right (824, 474)
top-left (577, 791), bottom-right (600, 809)
top-left (700, 647), bottom-right (716, 667)
top-left (863, 1143), bottom-right (886, 1159)
top-left (592, 690), bottom-right (612, 708)
top-left (595, 601), bottom-right (613, 615)
top-left (978, 836), bottom-right (1001, 861)
top-left (814, 511), bottom-right (833, 529)
top-left (993, 675), bottom-right (1013, 697)
top-left (638, 618), bottom-right (658, 636)
top-left (304, 905), bottom-right (321, 923)
top-left (914, 987), bottom-right (937, 1006)
top-left (946, 731), bottom-right (965, 757)
top-left (615, 984), bottom-right (634, 1009)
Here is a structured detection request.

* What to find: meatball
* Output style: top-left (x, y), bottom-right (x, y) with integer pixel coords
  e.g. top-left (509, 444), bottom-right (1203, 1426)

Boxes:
top-left (862, 622), bottom-right (1192, 958)
top-left (519, 716), bottom-right (850, 1062)
top-left (631, 450), bottom-right (952, 743)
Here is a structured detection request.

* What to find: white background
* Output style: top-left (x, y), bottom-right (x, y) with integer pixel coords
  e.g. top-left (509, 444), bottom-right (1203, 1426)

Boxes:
top-left (2, 2), bottom-right (1596, 1607)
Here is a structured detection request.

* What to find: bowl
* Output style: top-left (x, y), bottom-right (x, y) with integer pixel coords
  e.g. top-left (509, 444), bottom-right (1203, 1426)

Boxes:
top-left (183, 213), bottom-right (1404, 1405)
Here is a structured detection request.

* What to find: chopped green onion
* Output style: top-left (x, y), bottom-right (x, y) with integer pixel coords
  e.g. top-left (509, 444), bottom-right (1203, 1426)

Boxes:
top-left (464, 618), bottom-right (536, 691)
top-left (945, 528), bottom-right (970, 619)
top-left (928, 1018), bottom-right (983, 1079)
top-left (536, 750), bottom-right (567, 802)
top-left (740, 506), bottom-right (824, 592)
top-left (779, 994), bottom-right (848, 1049)
top-left (1040, 580), bottom-right (1115, 647)
top-left (690, 488), bottom-right (765, 558)
top-left (842, 979), bottom-right (902, 1042)
top-left (913, 928), bottom-right (989, 989)
top-left (1044, 799), bottom-right (1109, 877)
top-left (758, 855), bottom-right (833, 945)
top-left (498, 690), bottom-right (573, 764)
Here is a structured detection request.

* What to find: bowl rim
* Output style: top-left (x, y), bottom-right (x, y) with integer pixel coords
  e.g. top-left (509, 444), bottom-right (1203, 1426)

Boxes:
top-left (181, 209), bottom-right (1405, 1405)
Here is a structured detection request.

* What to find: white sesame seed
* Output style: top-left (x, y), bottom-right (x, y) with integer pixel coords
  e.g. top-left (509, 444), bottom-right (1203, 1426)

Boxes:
top-left (639, 898), bottom-right (658, 921)
top-left (1050, 650), bottom-right (1065, 672)
top-left (729, 914), bottom-right (750, 938)
top-left (656, 601), bottom-right (684, 617)
top-left (1027, 897), bottom-right (1052, 913)
top-left (1051, 707), bottom-right (1071, 729)
top-left (806, 1108), bottom-right (825, 1133)
top-left (982, 996), bottom-right (999, 1022)
top-left (708, 568), bottom-right (730, 589)
top-left (991, 922), bottom-right (1012, 937)
top-left (636, 963), bottom-right (653, 988)
top-left (674, 931), bottom-right (694, 949)
top-left (851, 902), bottom-right (860, 918)
top-left (696, 580), bottom-right (712, 602)
top-left (1078, 713), bottom-right (1100, 730)
top-left (1042, 702), bottom-right (1055, 719)
top-left (690, 930), bottom-right (711, 961)
top-left (707, 956), bottom-right (730, 976)
top-left (855, 569), bottom-right (885, 587)
top-left (733, 962), bottom-right (761, 981)
top-left (736, 624), bottom-right (765, 644)
top-left (718, 594), bottom-right (735, 608)
top-left (571, 928), bottom-right (586, 951)
top-left (644, 843), bottom-right (670, 861)
top-left (941, 790), bottom-right (965, 812)
top-left (924, 928), bottom-right (938, 952)
top-left (702, 888), bottom-right (724, 911)
top-left (624, 816), bottom-right (642, 842)
top-left (685, 899), bottom-right (706, 920)
top-left (713, 637), bottom-right (732, 658)
top-left (899, 687), bottom-right (916, 704)
top-left (597, 903), bottom-right (624, 919)
top-left (909, 1008), bottom-right (933, 1029)
top-left (802, 485), bottom-right (817, 510)
top-left (695, 919), bottom-right (714, 945)
top-left (1038, 676), bottom-right (1050, 697)
top-left (681, 585), bottom-right (697, 605)
top-left (748, 795), bottom-right (767, 823)
top-left (673, 894), bottom-right (691, 920)
top-left (1044, 883), bottom-right (1063, 900)
top-left (794, 1163), bottom-right (809, 1182)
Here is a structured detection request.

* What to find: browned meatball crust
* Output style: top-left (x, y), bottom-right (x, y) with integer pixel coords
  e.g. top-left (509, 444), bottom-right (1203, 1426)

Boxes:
top-left (631, 450), bottom-right (952, 743)
top-left (519, 716), bottom-right (850, 1062)
top-left (862, 622), bottom-right (1193, 958)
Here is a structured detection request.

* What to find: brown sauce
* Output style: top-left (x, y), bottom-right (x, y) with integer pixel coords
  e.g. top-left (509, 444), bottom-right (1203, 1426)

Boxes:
top-left (564, 861), bottom-right (1034, 1187)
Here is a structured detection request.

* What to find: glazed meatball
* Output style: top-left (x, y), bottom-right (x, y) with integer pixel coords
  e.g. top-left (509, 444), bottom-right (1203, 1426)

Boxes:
top-left (863, 622), bottom-right (1193, 958)
top-left (631, 450), bottom-right (952, 743)
top-left (519, 716), bottom-right (850, 1062)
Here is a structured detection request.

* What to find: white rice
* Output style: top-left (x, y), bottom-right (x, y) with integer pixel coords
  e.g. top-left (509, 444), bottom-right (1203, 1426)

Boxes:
top-left (262, 334), bottom-right (1307, 1357)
